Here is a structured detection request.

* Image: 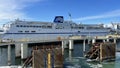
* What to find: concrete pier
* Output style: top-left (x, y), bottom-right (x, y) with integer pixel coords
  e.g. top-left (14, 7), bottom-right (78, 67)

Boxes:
top-left (21, 43), bottom-right (28, 59)
top-left (0, 34), bottom-right (119, 67)
top-left (69, 40), bottom-right (73, 50)
top-left (8, 45), bottom-right (11, 66)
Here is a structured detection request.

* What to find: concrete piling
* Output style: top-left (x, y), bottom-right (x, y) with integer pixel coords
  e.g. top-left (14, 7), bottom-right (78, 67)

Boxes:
top-left (88, 39), bottom-right (90, 44)
top-left (21, 43), bottom-right (28, 59)
top-left (69, 40), bottom-right (73, 50)
top-left (69, 50), bottom-right (72, 61)
top-left (114, 39), bottom-right (116, 43)
top-left (103, 39), bottom-right (106, 43)
top-left (92, 39), bottom-right (96, 44)
top-left (15, 43), bottom-right (21, 57)
top-left (107, 38), bottom-right (109, 42)
top-left (83, 39), bottom-right (85, 53)
top-left (62, 41), bottom-right (64, 55)
top-left (8, 45), bottom-right (11, 66)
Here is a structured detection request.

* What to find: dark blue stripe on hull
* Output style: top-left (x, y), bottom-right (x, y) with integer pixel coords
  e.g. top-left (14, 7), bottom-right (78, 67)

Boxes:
top-left (5, 32), bottom-right (108, 34)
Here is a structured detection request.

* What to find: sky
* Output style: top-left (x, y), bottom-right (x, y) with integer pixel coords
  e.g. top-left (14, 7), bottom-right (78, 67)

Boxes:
top-left (0, 0), bottom-right (120, 25)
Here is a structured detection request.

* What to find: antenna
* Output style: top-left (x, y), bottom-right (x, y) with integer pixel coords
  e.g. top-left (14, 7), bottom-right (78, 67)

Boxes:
top-left (68, 13), bottom-right (72, 21)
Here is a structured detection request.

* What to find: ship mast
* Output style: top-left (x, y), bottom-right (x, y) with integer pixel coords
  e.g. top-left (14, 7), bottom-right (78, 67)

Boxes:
top-left (68, 13), bottom-right (72, 22)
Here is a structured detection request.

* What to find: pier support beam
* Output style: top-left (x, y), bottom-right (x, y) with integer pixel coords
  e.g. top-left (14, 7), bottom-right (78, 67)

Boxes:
top-left (92, 39), bottom-right (96, 44)
top-left (114, 39), bottom-right (116, 43)
top-left (15, 43), bottom-right (21, 57)
top-left (83, 39), bottom-right (86, 57)
top-left (69, 40), bottom-right (73, 50)
top-left (83, 39), bottom-right (86, 52)
top-left (62, 40), bottom-right (69, 49)
top-left (21, 43), bottom-right (28, 59)
top-left (88, 39), bottom-right (91, 44)
top-left (62, 41), bottom-right (65, 55)
top-left (103, 39), bottom-right (106, 43)
top-left (8, 45), bottom-right (11, 66)
top-left (107, 38), bottom-right (109, 42)
top-left (69, 50), bottom-right (72, 61)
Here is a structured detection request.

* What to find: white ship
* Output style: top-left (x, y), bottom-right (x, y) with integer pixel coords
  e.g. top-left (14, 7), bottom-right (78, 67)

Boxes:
top-left (0, 16), bottom-right (111, 42)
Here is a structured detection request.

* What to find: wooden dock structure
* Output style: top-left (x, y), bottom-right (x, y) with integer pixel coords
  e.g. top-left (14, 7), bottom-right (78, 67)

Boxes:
top-left (86, 42), bottom-right (116, 62)
top-left (22, 45), bottom-right (63, 68)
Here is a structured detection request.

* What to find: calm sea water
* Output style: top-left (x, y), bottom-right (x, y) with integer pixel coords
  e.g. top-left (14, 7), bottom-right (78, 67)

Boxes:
top-left (0, 41), bottom-right (120, 68)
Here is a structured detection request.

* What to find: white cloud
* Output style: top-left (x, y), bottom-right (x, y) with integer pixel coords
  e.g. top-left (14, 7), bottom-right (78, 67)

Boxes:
top-left (0, 0), bottom-right (43, 22)
top-left (74, 9), bottom-right (120, 21)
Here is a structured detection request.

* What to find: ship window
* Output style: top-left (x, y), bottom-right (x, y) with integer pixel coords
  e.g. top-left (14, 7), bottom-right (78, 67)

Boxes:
top-left (25, 31), bottom-right (29, 32)
top-left (20, 25), bottom-right (23, 27)
top-left (16, 25), bottom-right (19, 27)
top-left (79, 27), bottom-right (84, 29)
top-left (47, 26), bottom-right (52, 28)
top-left (30, 25), bottom-right (32, 27)
top-left (0, 30), bottom-right (4, 32)
top-left (31, 31), bottom-right (36, 32)
top-left (18, 31), bottom-right (23, 32)
top-left (38, 26), bottom-right (41, 28)
top-left (26, 26), bottom-right (29, 27)
top-left (37, 26), bottom-right (41, 28)
top-left (33, 26), bottom-right (36, 27)
top-left (23, 25), bottom-right (26, 27)
top-left (42, 25), bottom-right (47, 28)
top-left (78, 31), bottom-right (80, 32)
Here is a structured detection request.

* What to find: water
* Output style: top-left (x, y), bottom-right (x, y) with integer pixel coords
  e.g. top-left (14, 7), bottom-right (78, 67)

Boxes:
top-left (0, 42), bottom-right (120, 68)
top-left (0, 46), bottom-right (15, 66)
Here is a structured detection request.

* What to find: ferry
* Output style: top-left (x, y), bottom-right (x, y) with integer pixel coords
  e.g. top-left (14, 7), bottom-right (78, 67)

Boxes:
top-left (0, 16), bottom-right (111, 42)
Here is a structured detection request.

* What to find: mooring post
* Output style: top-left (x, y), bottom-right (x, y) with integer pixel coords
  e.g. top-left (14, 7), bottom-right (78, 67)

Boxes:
top-left (47, 53), bottom-right (51, 68)
top-left (69, 40), bottom-right (73, 50)
top-left (8, 45), bottom-right (11, 66)
top-left (21, 43), bottom-right (28, 59)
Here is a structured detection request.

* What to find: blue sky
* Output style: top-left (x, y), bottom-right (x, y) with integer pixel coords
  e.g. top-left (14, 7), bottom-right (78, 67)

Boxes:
top-left (0, 0), bottom-right (120, 25)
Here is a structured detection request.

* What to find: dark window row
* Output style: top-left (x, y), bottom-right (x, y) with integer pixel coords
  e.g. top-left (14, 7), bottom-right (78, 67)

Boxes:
top-left (16, 25), bottom-right (52, 28)
top-left (18, 31), bottom-right (36, 33)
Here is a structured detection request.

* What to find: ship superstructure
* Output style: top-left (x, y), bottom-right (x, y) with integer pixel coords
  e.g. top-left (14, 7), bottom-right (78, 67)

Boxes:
top-left (0, 16), bottom-right (111, 42)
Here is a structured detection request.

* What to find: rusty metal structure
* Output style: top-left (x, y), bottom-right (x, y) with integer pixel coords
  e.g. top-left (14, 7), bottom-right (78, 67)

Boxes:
top-left (22, 45), bottom-right (63, 68)
top-left (86, 42), bottom-right (116, 62)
